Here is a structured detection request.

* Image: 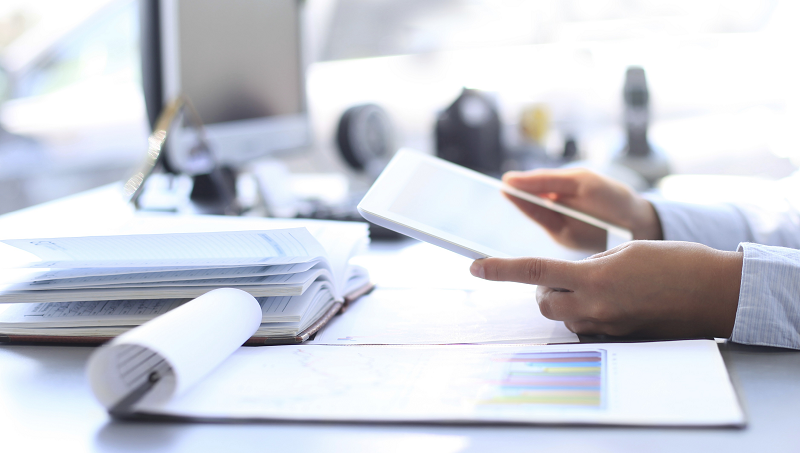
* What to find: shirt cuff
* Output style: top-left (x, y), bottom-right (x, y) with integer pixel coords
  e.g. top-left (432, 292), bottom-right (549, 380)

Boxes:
top-left (644, 196), bottom-right (753, 251)
top-left (731, 243), bottom-right (800, 349)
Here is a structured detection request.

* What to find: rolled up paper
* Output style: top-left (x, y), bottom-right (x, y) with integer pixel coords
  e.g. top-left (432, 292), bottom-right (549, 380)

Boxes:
top-left (87, 288), bottom-right (262, 412)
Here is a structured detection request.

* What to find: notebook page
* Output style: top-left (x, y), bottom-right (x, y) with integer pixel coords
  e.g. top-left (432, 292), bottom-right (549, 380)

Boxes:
top-left (258, 281), bottom-right (333, 322)
top-left (87, 288), bottom-right (261, 410)
top-left (0, 325), bottom-right (131, 336)
top-left (296, 286), bottom-right (337, 332)
top-left (0, 278), bottom-right (317, 304)
top-left (12, 262), bottom-right (318, 285)
top-left (0, 282), bottom-right (333, 328)
top-left (308, 224), bottom-right (370, 298)
top-left (117, 215), bottom-right (370, 296)
top-left (2, 229), bottom-right (325, 268)
top-left (16, 267), bottom-right (330, 290)
top-left (0, 299), bottom-right (187, 328)
top-left (254, 287), bottom-right (337, 336)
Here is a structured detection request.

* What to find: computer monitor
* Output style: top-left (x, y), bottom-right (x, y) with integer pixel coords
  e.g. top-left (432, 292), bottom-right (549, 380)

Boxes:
top-left (143, 0), bottom-right (310, 172)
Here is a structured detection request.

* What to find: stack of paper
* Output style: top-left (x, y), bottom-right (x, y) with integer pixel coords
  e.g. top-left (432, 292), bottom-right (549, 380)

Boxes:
top-left (0, 227), bottom-right (371, 342)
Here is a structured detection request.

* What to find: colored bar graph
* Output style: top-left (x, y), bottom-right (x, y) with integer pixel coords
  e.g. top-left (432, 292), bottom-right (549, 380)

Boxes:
top-left (480, 350), bottom-right (605, 408)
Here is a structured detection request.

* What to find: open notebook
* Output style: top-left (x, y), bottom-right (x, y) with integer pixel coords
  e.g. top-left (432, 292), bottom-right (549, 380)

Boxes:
top-left (86, 289), bottom-right (745, 427)
top-left (0, 225), bottom-right (371, 344)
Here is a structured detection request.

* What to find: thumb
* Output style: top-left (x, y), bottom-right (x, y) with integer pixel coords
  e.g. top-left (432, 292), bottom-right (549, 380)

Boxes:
top-left (471, 256), bottom-right (581, 288)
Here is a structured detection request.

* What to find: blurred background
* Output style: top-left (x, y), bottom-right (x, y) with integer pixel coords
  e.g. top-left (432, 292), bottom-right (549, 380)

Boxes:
top-left (1, 0), bottom-right (798, 216)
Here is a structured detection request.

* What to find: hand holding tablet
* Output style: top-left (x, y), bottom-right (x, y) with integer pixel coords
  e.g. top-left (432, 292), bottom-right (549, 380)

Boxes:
top-left (358, 150), bottom-right (632, 260)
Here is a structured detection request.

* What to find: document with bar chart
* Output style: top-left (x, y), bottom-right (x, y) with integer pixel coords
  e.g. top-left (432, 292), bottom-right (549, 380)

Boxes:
top-left (135, 339), bottom-right (744, 426)
top-left (476, 350), bottom-right (606, 408)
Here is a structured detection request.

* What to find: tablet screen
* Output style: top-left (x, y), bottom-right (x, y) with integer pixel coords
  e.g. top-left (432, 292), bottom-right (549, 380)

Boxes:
top-left (386, 159), bottom-right (587, 260)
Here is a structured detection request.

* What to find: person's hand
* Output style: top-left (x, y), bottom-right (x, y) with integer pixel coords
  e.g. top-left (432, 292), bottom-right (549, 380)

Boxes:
top-left (470, 241), bottom-right (743, 339)
top-left (502, 168), bottom-right (663, 252)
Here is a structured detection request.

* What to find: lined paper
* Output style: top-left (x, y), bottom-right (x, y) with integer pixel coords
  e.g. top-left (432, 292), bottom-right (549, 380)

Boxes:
top-left (2, 229), bottom-right (325, 268)
top-left (0, 281), bottom-right (313, 304)
top-left (17, 267), bottom-right (326, 290)
top-left (0, 281), bottom-right (335, 330)
top-left (10, 262), bottom-right (318, 288)
top-left (0, 299), bottom-right (186, 327)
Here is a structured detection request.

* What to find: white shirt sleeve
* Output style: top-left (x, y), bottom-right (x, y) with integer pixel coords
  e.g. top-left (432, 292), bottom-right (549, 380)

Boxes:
top-left (644, 175), bottom-right (800, 349)
top-left (732, 243), bottom-right (800, 349)
top-left (643, 198), bottom-right (754, 251)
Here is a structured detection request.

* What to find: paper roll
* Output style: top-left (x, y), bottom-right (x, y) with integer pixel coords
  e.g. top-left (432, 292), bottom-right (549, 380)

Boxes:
top-left (87, 288), bottom-right (262, 411)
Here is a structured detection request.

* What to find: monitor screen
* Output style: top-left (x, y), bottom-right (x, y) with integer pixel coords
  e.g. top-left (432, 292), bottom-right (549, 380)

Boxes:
top-left (161, 0), bottom-right (309, 170)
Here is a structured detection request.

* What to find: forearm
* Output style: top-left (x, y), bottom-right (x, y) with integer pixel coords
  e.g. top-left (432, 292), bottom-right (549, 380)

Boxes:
top-left (702, 249), bottom-right (743, 339)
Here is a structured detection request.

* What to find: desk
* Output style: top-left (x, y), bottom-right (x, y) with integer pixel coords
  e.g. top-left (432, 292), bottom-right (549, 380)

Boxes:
top-left (1, 187), bottom-right (800, 452)
top-left (2, 323), bottom-right (800, 452)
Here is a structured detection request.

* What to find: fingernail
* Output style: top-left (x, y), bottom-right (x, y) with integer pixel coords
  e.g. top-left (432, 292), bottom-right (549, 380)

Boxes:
top-left (470, 261), bottom-right (485, 279)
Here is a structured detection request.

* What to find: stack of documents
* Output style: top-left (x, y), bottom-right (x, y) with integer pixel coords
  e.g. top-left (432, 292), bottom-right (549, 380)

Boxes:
top-left (0, 226), bottom-right (371, 344)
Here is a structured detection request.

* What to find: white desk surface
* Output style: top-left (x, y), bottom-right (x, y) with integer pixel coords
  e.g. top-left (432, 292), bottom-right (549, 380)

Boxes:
top-left (1, 186), bottom-right (800, 453)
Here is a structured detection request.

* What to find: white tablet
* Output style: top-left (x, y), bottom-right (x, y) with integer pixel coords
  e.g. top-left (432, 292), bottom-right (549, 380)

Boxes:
top-left (358, 150), bottom-right (632, 260)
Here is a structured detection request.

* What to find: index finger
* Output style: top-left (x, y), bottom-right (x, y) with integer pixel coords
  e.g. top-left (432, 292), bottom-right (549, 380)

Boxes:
top-left (472, 256), bottom-right (583, 289)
